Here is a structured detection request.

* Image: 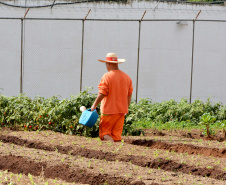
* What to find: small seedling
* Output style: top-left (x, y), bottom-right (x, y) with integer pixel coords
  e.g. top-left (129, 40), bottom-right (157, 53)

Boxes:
top-left (199, 113), bottom-right (216, 138)
top-left (99, 167), bottom-right (105, 173)
top-left (107, 141), bottom-right (112, 146)
top-left (88, 160), bottom-right (91, 168)
top-left (154, 150), bottom-right (159, 157)
top-left (17, 173), bottom-right (22, 182)
top-left (28, 173), bottom-right (35, 185)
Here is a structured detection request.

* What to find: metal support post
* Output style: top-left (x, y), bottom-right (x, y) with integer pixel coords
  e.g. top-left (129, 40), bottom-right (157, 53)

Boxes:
top-left (51, 0), bottom-right (56, 8)
top-left (80, 9), bottom-right (91, 92)
top-left (136, 10), bottom-right (146, 103)
top-left (20, 8), bottom-right (30, 94)
top-left (189, 10), bottom-right (201, 103)
top-left (20, 18), bottom-right (23, 94)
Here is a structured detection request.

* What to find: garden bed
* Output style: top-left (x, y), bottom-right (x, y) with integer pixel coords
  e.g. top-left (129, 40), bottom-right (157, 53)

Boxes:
top-left (0, 129), bottom-right (225, 184)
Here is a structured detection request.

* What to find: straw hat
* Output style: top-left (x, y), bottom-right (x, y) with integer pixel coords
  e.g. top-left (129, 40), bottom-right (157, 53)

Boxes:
top-left (98, 53), bottom-right (126, 64)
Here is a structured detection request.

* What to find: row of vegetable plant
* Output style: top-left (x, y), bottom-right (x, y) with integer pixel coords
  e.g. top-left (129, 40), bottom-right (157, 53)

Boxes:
top-left (0, 88), bottom-right (225, 137)
top-left (0, 88), bottom-right (142, 137)
top-left (126, 98), bottom-right (226, 137)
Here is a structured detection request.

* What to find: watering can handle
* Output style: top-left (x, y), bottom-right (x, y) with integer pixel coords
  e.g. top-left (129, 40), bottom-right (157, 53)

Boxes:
top-left (87, 108), bottom-right (96, 112)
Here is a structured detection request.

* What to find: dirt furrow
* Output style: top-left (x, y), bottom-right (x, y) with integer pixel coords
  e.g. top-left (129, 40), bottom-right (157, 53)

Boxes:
top-left (127, 139), bottom-right (226, 158)
top-left (0, 154), bottom-right (147, 185)
top-left (0, 169), bottom-right (82, 185)
top-left (0, 134), bottom-right (225, 181)
top-left (144, 129), bottom-right (226, 142)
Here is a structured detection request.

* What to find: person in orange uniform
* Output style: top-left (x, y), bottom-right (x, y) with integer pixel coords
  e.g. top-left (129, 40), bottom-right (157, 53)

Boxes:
top-left (91, 53), bottom-right (133, 142)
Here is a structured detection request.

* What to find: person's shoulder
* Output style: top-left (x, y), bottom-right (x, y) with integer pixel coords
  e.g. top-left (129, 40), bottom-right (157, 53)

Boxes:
top-left (101, 72), bottom-right (110, 80)
top-left (102, 72), bottom-right (109, 77)
top-left (119, 70), bottom-right (131, 79)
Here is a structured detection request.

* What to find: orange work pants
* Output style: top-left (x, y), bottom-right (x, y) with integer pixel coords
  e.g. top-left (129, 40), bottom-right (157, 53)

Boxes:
top-left (99, 113), bottom-right (125, 142)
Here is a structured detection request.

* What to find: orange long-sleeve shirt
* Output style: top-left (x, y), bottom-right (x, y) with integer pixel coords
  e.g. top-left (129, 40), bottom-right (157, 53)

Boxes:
top-left (98, 70), bottom-right (133, 114)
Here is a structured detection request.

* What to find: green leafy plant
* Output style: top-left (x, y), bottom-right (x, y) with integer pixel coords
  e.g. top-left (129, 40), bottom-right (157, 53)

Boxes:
top-left (1, 89), bottom-right (226, 137)
top-left (216, 120), bottom-right (226, 138)
top-left (0, 88), bottom-right (142, 137)
top-left (127, 98), bottom-right (224, 126)
top-left (199, 113), bottom-right (216, 137)
top-left (221, 120), bottom-right (226, 138)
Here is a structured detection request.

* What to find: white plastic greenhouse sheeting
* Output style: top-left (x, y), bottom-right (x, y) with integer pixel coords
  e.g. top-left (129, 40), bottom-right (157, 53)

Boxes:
top-left (0, 1), bottom-right (225, 104)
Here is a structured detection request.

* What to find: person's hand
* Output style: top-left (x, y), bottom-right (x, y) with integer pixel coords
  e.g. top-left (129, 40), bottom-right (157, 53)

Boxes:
top-left (90, 93), bottom-right (105, 112)
top-left (91, 104), bottom-right (96, 112)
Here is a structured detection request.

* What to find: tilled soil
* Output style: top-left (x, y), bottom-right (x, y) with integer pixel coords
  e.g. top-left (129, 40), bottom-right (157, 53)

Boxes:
top-left (0, 169), bottom-right (83, 185)
top-left (144, 129), bottom-right (226, 142)
top-left (0, 155), bottom-right (141, 185)
top-left (127, 139), bottom-right (226, 158)
top-left (0, 129), bottom-right (225, 184)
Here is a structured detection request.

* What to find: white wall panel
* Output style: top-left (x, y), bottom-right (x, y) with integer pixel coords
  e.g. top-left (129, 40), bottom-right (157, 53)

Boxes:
top-left (0, 19), bottom-right (21, 96)
top-left (192, 21), bottom-right (226, 104)
top-left (138, 21), bottom-right (193, 102)
top-left (0, 1), bottom-right (226, 104)
top-left (23, 20), bottom-right (82, 98)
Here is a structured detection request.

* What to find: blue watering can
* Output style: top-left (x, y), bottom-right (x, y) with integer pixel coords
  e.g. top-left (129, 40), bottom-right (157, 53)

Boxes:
top-left (79, 108), bottom-right (98, 128)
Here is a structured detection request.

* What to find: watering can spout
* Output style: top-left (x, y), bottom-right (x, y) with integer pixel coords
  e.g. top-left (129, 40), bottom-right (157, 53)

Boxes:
top-left (80, 106), bottom-right (86, 112)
